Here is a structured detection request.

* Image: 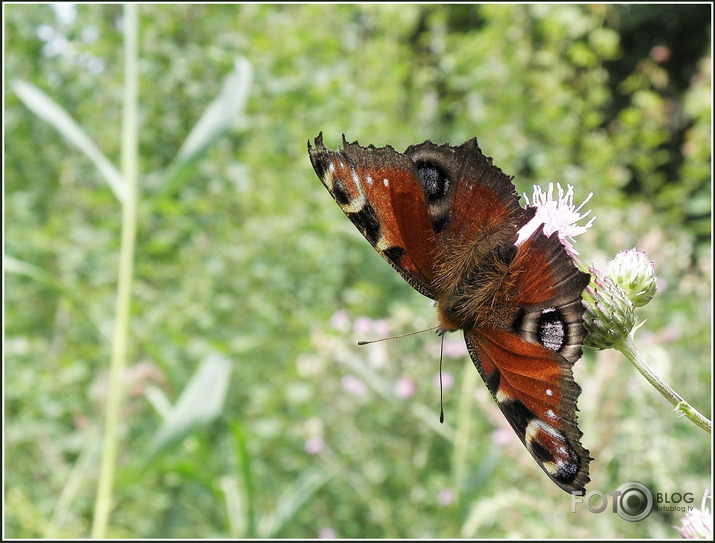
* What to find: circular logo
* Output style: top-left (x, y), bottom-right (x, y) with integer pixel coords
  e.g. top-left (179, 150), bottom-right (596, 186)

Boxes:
top-left (615, 481), bottom-right (653, 521)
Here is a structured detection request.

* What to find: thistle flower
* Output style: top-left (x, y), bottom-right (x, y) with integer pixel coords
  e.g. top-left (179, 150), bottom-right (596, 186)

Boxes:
top-left (394, 377), bottom-right (416, 399)
top-left (318, 527), bottom-right (337, 539)
top-left (582, 267), bottom-right (636, 350)
top-left (437, 487), bottom-right (456, 506)
top-left (517, 182), bottom-right (596, 257)
top-left (677, 490), bottom-right (712, 539)
top-left (515, 185), bottom-right (709, 433)
top-left (605, 249), bottom-right (657, 307)
top-left (304, 436), bottom-right (325, 455)
top-left (341, 375), bottom-right (368, 396)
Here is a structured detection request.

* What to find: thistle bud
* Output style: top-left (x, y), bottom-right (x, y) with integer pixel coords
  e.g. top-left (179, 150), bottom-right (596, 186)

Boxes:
top-left (582, 268), bottom-right (636, 350)
top-left (604, 249), bottom-right (657, 307)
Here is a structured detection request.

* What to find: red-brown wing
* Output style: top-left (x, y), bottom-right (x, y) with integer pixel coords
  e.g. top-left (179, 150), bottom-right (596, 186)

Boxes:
top-left (464, 226), bottom-right (591, 493)
top-left (403, 138), bottom-right (535, 252)
top-left (400, 139), bottom-right (536, 298)
top-left (309, 133), bottom-right (438, 298)
top-left (465, 328), bottom-right (591, 493)
top-left (309, 135), bottom-right (538, 300)
top-left (511, 225), bottom-right (591, 365)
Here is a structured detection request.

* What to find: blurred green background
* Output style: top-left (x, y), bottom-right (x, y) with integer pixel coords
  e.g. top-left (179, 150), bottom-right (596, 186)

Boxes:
top-left (4, 3), bottom-right (711, 539)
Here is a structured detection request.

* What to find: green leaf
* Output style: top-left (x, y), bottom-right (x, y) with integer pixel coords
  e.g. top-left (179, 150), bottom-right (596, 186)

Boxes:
top-left (218, 474), bottom-right (244, 538)
top-left (257, 469), bottom-right (332, 538)
top-left (223, 421), bottom-right (256, 538)
top-left (148, 353), bottom-right (232, 457)
top-left (11, 79), bottom-right (125, 203)
top-left (156, 56), bottom-right (253, 200)
top-left (4, 255), bottom-right (108, 339)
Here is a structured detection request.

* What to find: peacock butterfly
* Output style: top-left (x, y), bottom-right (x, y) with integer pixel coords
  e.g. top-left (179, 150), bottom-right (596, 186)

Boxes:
top-left (308, 133), bottom-right (591, 493)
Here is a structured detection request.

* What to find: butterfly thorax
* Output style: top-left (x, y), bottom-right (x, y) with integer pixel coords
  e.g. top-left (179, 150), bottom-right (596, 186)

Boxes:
top-left (432, 227), bottom-right (522, 333)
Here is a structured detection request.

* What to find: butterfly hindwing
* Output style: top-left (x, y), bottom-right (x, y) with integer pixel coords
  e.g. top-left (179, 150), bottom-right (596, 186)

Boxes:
top-left (465, 226), bottom-right (591, 493)
top-left (465, 328), bottom-right (590, 493)
top-left (511, 225), bottom-right (591, 364)
top-left (403, 139), bottom-right (537, 301)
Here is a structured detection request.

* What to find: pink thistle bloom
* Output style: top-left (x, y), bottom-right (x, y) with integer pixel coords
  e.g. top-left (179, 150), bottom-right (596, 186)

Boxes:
top-left (516, 183), bottom-right (595, 256)
top-left (677, 490), bottom-right (712, 539)
top-left (353, 316), bottom-right (374, 336)
top-left (330, 309), bottom-right (350, 331)
top-left (433, 371), bottom-right (454, 390)
top-left (443, 338), bottom-right (468, 358)
top-left (372, 319), bottom-right (392, 337)
top-left (491, 427), bottom-right (514, 447)
top-left (437, 487), bottom-right (455, 506)
top-left (304, 436), bottom-right (325, 455)
top-left (318, 527), bottom-right (337, 539)
top-left (341, 375), bottom-right (368, 396)
top-left (394, 377), bottom-right (416, 398)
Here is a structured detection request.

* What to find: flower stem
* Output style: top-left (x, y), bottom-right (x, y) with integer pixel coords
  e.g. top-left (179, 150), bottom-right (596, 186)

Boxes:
top-left (617, 334), bottom-right (711, 434)
top-left (91, 5), bottom-right (140, 537)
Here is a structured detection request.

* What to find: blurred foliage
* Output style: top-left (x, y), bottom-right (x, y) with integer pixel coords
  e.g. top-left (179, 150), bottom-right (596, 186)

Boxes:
top-left (4, 3), bottom-right (711, 539)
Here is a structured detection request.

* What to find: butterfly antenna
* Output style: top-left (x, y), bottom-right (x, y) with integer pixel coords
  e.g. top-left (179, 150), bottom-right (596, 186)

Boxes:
top-left (357, 325), bottom-right (440, 345)
top-left (439, 333), bottom-right (445, 424)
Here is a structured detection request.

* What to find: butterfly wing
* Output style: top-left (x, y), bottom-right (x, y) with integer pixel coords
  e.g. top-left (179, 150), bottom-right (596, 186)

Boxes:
top-left (309, 133), bottom-right (438, 299)
top-left (400, 139), bottom-right (539, 303)
top-left (464, 227), bottom-right (591, 493)
top-left (402, 138), bottom-right (534, 240)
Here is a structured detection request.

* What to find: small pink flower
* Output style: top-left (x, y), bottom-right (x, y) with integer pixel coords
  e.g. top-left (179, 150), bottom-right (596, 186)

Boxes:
top-left (394, 377), bottom-right (416, 398)
top-left (372, 319), bottom-right (392, 337)
top-left (341, 375), bottom-right (368, 396)
top-left (650, 45), bottom-right (671, 63)
top-left (353, 316), bottom-right (374, 336)
top-left (443, 338), bottom-right (468, 358)
top-left (491, 427), bottom-right (513, 447)
top-left (517, 183), bottom-right (595, 257)
top-left (318, 527), bottom-right (337, 539)
top-left (437, 487), bottom-right (455, 506)
top-left (677, 490), bottom-right (712, 539)
top-left (304, 436), bottom-right (325, 455)
top-left (433, 372), bottom-right (454, 390)
top-left (330, 309), bottom-right (350, 331)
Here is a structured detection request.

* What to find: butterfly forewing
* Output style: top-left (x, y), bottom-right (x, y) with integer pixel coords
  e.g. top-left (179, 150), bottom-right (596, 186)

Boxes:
top-left (404, 139), bottom-right (534, 239)
top-left (309, 133), bottom-right (437, 298)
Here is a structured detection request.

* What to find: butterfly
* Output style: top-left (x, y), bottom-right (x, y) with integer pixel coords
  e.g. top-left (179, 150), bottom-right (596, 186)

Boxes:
top-left (308, 133), bottom-right (592, 493)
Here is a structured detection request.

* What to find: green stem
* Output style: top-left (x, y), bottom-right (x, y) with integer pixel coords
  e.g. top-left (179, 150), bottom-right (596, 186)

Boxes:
top-left (91, 5), bottom-right (140, 537)
top-left (617, 334), bottom-right (711, 434)
top-left (452, 358), bottom-right (478, 510)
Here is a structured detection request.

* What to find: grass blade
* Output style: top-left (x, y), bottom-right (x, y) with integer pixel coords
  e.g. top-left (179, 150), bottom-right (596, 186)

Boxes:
top-left (227, 421), bottom-right (256, 538)
top-left (91, 5), bottom-right (140, 536)
top-left (258, 469), bottom-right (332, 538)
top-left (12, 79), bottom-right (125, 203)
top-left (148, 353), bottom-right (232, 458)
top-left (5, 255), bottom-right (108, 339)
top-left (156, 56), bottom-right (252, 200)
top-left (219, 474), bottom-right (244, 538)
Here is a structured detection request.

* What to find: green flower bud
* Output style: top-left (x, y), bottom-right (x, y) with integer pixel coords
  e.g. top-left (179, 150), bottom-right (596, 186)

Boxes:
top-left (604, 249), bottom-right (657, 307)
top-left (582, 268), bottom-right (636, 350)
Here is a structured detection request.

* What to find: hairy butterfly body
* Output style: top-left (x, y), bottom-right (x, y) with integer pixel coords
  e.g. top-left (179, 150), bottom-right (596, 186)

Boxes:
top-left (308, 133), bottom-right (591, 493)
